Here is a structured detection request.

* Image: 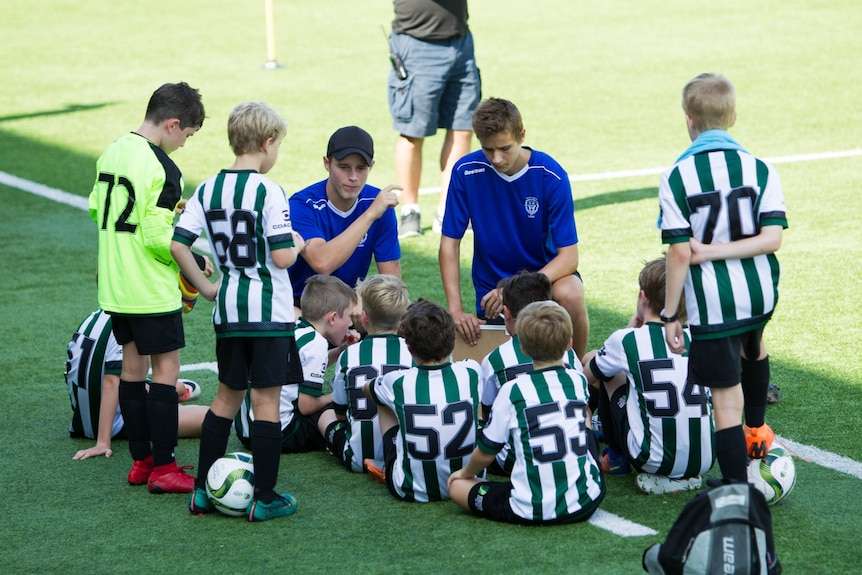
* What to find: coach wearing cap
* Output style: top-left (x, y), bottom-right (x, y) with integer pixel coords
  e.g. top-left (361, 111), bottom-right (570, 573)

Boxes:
top-left (288, 126), bottom-right (402, 303)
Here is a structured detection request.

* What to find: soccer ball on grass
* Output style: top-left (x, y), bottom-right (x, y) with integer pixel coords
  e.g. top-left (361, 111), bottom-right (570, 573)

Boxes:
top-left (747, 445), bottom-right (796, 505)
top-left (206, 452), bottom-right (255, 516)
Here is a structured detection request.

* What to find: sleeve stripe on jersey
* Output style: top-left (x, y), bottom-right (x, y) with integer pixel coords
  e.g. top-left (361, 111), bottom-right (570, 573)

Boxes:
top-left (172, 226), bottom-right (197, 245)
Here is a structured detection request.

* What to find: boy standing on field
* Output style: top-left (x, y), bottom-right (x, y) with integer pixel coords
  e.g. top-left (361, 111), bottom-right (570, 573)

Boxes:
top-left (319, 274), bottom-right (413, 473)
top-left (88, 82), bottom-right (205, 493)
top-left (659, 73), bottom-right (787, 483)
top-left (235, 274), bottom-right (357, 454)
top-left (172, 101), bottom-right (306, 522)
top-left (366, 299), bottom-right (482, 502)
top-left (448, 301), bottom-right (604, 525)
top-left (438, 97), bottom-right (589, 357)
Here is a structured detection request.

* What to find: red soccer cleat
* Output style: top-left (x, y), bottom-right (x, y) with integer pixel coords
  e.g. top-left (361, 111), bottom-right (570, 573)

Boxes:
top-left (127, 455), bottom-right (154, 485)
top-left (147, 462), bottom-right (195, 494)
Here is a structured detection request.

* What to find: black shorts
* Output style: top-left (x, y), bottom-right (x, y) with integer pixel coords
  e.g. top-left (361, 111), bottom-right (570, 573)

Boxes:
top-left (603, 385), bottom-right (630, 453)
top-left (215, 336), bottom-right (302, 390)
top-left (382, 426), bottom-right (401, 499)
top-left (323, 420), bottom-right (351, 468)
top-left (466, 481), bottom-right (521, 523)
top-left (235, 406), bottom-right (323, 453)
top-left (280, 407), bottom-right (327, 453)
top-left (110, 311), bottom-right (184, 355)
top-left (689, 328), bottom-right (764, 389)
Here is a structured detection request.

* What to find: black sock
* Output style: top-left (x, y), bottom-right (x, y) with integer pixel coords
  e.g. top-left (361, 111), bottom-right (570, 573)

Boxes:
top-left (251, 420), bottom-right (283, 503)
top-left (597, 386), bottom-right (623, 452)
top-left (119, 380), bottom-right (151, 460)
top-left (715, 425), bottom-right (748, 482)
top-left (196, 410), bottom-right (233, 490)
top-left (742, 356), bottom-right (770, 428)
top-left (147, 382), bottom-right (179, 467)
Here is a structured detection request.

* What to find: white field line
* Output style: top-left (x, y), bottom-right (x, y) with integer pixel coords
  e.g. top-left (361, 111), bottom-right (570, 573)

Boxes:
top-left (147, 362), bottom-right (219, 378)
top-left (589, 509), bottom-right (658, 537)
top-left (416, 148), bottom-right (862, 194)
top-left (777, 435), bottom-right (862, 481)
top-left (179, 362), bottom-right (219, 375)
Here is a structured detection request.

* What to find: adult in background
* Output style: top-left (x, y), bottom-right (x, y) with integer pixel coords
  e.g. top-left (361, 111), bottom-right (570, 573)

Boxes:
top-left (388, 0), bottom-right (481, 237)
top-left (439, 97), bottom-right (589, 358)
top-left (288, 126), bottom-right (401, 303)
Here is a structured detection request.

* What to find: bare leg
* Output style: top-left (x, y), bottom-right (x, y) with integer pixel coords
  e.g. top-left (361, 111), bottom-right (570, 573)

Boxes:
top-left (395, 134), bottom-right (423, 208)
top-left (178, 405), bottom-right (209, 437)
top-left (437, 129), bottom-right (473, 217)
top-left (551, 275), bottom-right (589, 359)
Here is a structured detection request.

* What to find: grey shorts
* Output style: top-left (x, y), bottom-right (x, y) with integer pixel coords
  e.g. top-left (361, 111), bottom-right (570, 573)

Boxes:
top-left (388, 31), bottom-right (481, 138)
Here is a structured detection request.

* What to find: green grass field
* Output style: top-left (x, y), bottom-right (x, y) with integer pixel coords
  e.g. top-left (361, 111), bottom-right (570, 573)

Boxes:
top-left (2, 1), bottom-right (861, 573)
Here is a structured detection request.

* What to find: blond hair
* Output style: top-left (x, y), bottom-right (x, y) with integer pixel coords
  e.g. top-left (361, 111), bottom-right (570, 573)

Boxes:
top-left (227, 101), bottom-right (287, 156)
top-left (682, 73), bottom-right (736, 133)
top-left (357, 275), bottom-right (410, 331)
top-left (515, 301), bottom-right (572, 362)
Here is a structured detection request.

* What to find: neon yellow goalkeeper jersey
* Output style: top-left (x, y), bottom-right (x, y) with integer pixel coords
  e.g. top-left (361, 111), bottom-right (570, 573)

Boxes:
top-left (89, 132), bottom-right (183, 314)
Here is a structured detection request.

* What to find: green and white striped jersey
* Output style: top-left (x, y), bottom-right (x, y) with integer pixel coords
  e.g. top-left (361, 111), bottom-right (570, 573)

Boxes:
top-left (480, 366), bottom-right (604, 522)
top-left (371, 360), bottom-right (482, 502)
top-left (591, 322), bottom-right (715, 478)
top-left (659, 149), bottom-right (788, 339)
top-left (331, 334), bottom-right (413, 472)
top-left (66, 310), bottom-right (123, 439)
top-left (480, 335), bottom-right (584, 473)
top-left (173, 169), bottom-right (297, 337)
top-left (480, 335), bottom-right (583, 408)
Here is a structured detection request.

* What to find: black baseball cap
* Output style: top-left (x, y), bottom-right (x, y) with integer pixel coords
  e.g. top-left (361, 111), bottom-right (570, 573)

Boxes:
top-left (326, 126), bottom-right (374, 164)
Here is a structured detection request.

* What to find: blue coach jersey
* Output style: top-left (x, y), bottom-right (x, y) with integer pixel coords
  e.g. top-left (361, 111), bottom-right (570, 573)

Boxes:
top-left (442, 148), bottom-right (578, 314)
top-left (288, 180), bottom-right (401, 297)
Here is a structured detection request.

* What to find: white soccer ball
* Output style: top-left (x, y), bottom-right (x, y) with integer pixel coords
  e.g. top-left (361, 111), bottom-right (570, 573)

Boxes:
top-left (748, 445), bottom-right (796, 505)
top-left (206, 453), bottom-right (255, 516)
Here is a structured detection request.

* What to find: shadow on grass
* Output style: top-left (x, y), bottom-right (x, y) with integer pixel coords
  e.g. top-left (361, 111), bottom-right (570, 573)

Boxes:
top-left (0, 126), bottom-right (202, 198)
top-left (576, 186), bottom-right (657, 211)
top-left (0, 102), bottom-right (114, 123)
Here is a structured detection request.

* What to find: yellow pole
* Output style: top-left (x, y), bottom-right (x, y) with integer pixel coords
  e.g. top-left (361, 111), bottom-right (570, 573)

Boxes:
top-left (263, 0), bottom-right (281, 69)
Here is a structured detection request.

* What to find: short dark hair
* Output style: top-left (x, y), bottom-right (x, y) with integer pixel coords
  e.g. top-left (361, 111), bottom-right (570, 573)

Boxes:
top-left (397, 299), bottom-right (455, 363)
top-left (499, 271), bottom-right (552, 319)
top-left (471, 97), bottom-right (523, 140)
top-left (145, 82), bottom-right (206, 130)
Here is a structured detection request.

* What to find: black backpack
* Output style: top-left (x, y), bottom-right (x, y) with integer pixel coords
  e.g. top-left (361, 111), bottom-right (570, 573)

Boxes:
top-left (643, 481), bottom-right (782, 575)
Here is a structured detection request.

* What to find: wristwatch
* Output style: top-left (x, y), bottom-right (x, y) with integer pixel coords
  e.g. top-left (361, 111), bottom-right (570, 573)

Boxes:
top-left (659, 309), bottom-right (679, 323)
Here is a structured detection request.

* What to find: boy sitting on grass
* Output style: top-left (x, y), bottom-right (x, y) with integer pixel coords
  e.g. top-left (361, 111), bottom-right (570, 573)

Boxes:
top-left (365, 299), bottom-right (482, 502)
top-left (479, 271), bottom-right (583, 474)
top-left (319, 274), bottom-right (413, 472)
top-left (235, 274), bottom-right (357, 453)
top-left (448, 301), bottom-right (604, 525)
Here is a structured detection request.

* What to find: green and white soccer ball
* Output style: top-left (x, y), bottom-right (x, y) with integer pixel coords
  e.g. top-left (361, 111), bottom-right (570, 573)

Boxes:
top-left (206, 453), bottom-right (255, 516)
top-left (748, 445), bottom-right (796, 505)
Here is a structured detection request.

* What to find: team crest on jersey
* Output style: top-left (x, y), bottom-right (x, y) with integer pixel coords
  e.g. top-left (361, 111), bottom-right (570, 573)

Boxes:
top-left (282, 209), bottom-right (290, 221)
top-left (524, 197), bottom-right (539, 218)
